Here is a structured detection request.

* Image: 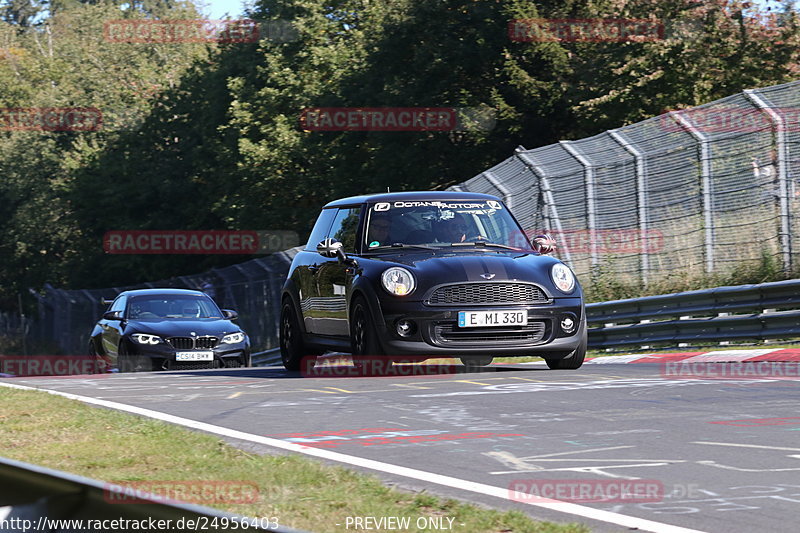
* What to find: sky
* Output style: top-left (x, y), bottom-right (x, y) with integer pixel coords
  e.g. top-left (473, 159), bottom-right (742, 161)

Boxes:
top-left (194, 0), bottom-right (792, 21)
top-left (196, 0), bottom-right (253, 19)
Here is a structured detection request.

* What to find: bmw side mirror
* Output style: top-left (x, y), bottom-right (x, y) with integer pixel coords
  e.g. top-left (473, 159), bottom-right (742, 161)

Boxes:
top-left (222, 309), bottom-right (238, 320)
top-left (103, 310), bottom-right (123, 321)
top-left (317, 238), bottom-right (343, 258)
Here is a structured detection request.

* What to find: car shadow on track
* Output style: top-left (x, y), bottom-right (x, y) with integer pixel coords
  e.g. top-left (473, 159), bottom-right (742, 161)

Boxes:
top-left (154, 361), bottom-right (549, 380)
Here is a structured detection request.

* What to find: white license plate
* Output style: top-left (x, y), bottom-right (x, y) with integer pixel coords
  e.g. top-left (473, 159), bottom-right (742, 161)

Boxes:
top-left (175, 351), bottom-right (214, 361)
top-left (458, 310), bottom-right (528, 328)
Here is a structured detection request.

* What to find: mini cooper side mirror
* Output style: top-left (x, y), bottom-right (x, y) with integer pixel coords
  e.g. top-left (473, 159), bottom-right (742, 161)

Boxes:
top-left (532, 234), bottom-right (557, 255)
top-left (317, 238), bottom-right (343, 258)
top-left (103, 310), bottom-right (123, 321)
top-left (317, 238), bottom-right (358, 267)
top-left (222, 309), bottom-right (238, 320)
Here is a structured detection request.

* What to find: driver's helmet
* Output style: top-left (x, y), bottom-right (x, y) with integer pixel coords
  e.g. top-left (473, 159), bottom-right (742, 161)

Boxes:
top-left (182, 301), bottom-right (201, 318)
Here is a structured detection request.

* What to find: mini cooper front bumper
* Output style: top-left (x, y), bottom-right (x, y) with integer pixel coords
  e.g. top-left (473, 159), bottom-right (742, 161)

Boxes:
top-left (368, 295), bottom-right (585, 358)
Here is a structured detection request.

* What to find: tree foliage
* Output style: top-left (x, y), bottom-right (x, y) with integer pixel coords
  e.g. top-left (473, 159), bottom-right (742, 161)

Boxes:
top-left (0, 0), bottom-right (799, 303)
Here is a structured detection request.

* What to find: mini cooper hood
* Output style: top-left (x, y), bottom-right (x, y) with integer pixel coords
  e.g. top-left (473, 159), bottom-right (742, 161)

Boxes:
top-left (370, 250), bottom-right (571, 294)
top-left (126, 319), bottom-right (240, 338)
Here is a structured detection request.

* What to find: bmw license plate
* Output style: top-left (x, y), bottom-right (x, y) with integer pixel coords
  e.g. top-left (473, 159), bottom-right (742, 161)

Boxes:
top-left (458, 310), bottom-right (528, 328)
top-left (175, 351), bottom-right (214, 361)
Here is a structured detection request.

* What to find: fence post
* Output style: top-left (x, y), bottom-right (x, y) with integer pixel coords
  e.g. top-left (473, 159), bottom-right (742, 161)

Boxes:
top-left (514, 148), bottom-right (574, 266)
top-left (481, 170), bottom-right (513, 210)
top-left (608, 129), bottom-right (650, 284)
top-left (670, 111), bottom-right (715, 273)
top-left (743, 89), bottom-right (793, 272)
top-left (559, 141), bottom-right (598, 267)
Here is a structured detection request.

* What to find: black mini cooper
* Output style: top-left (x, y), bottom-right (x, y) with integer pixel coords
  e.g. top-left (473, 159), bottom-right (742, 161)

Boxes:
top-left (279, 191), bottom-right (586, 371)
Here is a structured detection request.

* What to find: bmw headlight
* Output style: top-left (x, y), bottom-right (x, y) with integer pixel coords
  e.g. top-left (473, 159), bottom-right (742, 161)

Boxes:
top-left (551, 263), bottom-right (576, 293)
top-left (221, 332), bottom-right (246, 344)
top-left (381, 267), bottom-right (416, 296)
top-left (131, 333), bottom-right (162, 345)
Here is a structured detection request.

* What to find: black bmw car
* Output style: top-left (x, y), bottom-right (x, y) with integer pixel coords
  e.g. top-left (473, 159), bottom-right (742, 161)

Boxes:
top-left (280, 191), bottom-right (586, 372)
top-left (89, 288), bottom-right (251, 372)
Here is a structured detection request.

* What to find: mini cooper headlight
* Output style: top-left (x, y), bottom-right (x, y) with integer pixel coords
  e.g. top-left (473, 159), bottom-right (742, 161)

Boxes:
top-left (551, 263), bottom-right (576, 293)
top-left (131, 333), bottom-right (162, 345)
top-left (381, 267), bottom-right (416, 296)
top-left (221, 332), bottom-right (246, 344)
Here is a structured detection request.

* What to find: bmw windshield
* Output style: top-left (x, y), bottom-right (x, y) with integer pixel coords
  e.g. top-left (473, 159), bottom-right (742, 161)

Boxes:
top-left (126, 295), bottom-right (223, 320)
top-left (363, 199), bottom-right (534, 251)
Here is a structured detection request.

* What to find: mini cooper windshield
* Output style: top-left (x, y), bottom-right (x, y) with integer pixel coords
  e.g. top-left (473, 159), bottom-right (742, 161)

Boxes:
top-left (364, 200), bottom-right (534, 250)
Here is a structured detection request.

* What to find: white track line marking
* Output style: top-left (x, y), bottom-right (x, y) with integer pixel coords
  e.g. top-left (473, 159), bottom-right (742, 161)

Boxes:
top-left (0, 381), bottom-right (705, 533)
top-left (586, 354), bottom-right (651, 364)
top-left (693, 441), bottom-right (800, 452)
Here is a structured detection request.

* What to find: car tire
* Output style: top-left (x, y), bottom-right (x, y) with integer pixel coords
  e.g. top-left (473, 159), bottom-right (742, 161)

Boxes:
top-left (280, 300), bottom-right (316, 372)
top-left (545, 329), bottom-right (587, 370)
top-left (88, 340), bottom-right (108, 374)
top-left (460, 356), bottom-right (493, 371)
top-left (350, 297), bottom-right (384, 357)
top-left (118, 342), bottom-right (154, 373)
top-left (241, 352), bottom-right (252, 368)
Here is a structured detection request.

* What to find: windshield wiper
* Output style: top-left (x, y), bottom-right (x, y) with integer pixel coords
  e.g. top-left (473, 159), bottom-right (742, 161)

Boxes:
top-left (368, 243), bottom-right (436, 251)
top-left (450, 242), bottom-right (519, 250)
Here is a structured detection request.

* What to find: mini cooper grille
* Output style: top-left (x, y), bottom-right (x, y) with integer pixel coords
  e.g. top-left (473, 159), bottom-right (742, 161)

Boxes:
top-left (167, 337), bottom-right (218, 350)
top-left (433, 321), bottom-right (547, 345)
top-left (427, 283), bottom-right (548, 306)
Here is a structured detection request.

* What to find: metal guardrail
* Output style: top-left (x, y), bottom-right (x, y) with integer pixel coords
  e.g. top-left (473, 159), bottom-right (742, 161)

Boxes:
top-left (586, 279), bottom-right (800, 348)
top-left (255, 281), bottom-right (800, 356)
top-left (0, 456), bottom-right (307, 533)
top-left (252, 348), bottom-right (281, 367)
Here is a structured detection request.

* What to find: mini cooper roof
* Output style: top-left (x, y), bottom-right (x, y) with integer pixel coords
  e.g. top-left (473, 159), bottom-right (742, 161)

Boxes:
top-left (323, 191), bottom-right (503, 208)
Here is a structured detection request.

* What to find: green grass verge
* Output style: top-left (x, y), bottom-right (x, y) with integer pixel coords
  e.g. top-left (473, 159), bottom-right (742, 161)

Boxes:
top-left (0, 386), bottom-right (588, 533)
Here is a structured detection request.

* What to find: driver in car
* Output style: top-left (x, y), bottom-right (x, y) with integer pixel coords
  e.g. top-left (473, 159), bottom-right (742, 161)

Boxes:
top-left (435, 213), bottom-right (470, 243)
top-left (367, 214), bottom-right (394, 247)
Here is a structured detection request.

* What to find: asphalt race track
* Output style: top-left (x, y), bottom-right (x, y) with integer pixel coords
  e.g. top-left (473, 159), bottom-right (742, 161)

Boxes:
top-left (3, 356), bottom-right (800, 533)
